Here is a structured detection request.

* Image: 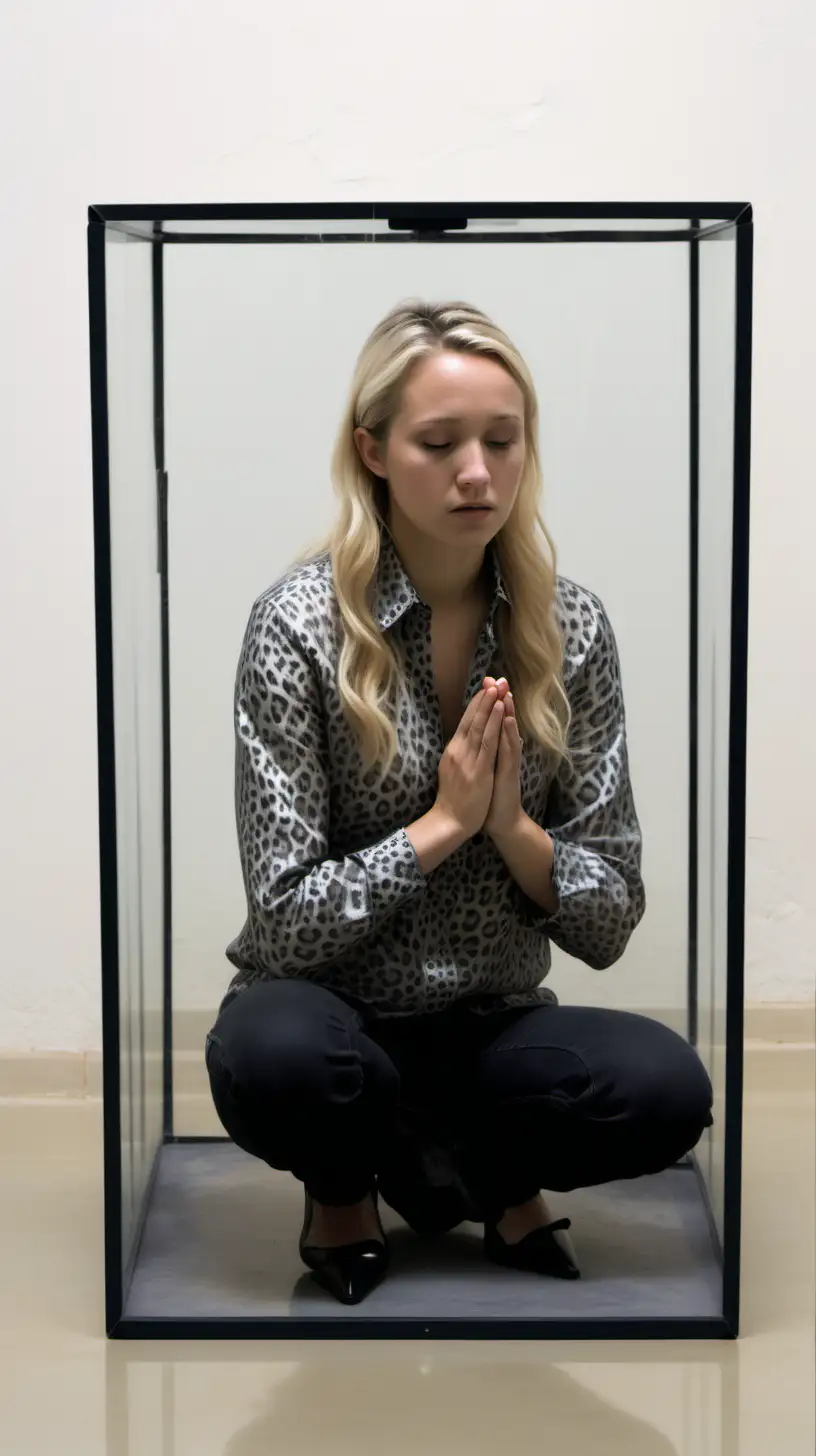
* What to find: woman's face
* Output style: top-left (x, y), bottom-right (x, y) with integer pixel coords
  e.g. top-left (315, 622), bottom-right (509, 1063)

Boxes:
top-left (354, 350), bottom-right (526, 542)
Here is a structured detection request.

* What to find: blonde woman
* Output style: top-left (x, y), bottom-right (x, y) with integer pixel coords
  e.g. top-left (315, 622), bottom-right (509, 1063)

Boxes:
top-left (205, 300), bottom-right (713, 1306)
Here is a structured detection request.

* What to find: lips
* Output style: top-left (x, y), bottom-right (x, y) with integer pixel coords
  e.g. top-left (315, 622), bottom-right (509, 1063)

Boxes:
top-left (454, 506), bottom-right (493, 512)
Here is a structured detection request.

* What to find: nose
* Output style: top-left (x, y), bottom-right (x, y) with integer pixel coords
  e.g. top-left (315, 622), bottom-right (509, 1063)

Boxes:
top-left (456, 442), bottom-right (491, 482)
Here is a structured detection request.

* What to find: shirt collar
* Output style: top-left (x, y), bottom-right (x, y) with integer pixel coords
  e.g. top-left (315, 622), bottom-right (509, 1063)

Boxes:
top-left (372, 515), bottom-right (512, 633)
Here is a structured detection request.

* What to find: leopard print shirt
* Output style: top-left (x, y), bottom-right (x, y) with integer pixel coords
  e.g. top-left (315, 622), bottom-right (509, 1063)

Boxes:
top-left (222, 518), bottom-right (645, 1017)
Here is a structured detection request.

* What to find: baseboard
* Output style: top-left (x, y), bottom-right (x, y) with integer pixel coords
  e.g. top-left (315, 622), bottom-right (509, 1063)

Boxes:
top-left (0, 1003), bottom-right (812, 1101)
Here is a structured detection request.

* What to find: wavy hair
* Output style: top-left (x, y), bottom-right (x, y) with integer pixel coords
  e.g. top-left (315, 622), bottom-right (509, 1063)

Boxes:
top-left (289, 298), bottom-right (572, 783)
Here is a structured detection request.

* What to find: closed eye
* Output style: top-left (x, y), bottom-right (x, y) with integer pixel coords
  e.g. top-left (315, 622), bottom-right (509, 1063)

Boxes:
top-left (423, 441), bottom-right (514, 452)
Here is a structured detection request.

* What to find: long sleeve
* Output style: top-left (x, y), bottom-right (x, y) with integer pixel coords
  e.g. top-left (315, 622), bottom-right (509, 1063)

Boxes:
top-left (226, 598), bottom-right (427, 979)
top-left (514, 593), bottom-right (646, 969)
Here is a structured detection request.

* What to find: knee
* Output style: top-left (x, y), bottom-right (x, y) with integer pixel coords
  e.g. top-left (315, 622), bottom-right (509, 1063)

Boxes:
top-left (208, 992), bottom-right (364, 1110)
top-left (630, 1025), bottom-right (714, 1133)
top-left (253, 1026), bottom-right (362, 1107)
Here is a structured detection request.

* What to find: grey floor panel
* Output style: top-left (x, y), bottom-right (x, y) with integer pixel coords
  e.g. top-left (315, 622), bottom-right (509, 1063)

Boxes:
top-left (125, 1141), bottom-right (722, 1320)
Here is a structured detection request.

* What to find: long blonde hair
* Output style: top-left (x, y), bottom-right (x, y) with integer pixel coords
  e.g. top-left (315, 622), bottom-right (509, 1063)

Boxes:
top-left (290, 298), bottom-right (572, 783)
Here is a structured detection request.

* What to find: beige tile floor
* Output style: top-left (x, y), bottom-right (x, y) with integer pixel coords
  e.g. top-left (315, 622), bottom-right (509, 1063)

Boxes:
top-left (0, 1046), bottom-right (813, 1455)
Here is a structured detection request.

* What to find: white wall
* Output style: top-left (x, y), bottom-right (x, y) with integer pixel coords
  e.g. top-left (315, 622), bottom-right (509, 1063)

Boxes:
top-left (1, 0), bottom-right (813, 1052)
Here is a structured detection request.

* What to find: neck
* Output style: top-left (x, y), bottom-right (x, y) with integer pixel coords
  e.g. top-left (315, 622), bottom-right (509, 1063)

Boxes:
top-left (382, 509), bottom-right (489, 614)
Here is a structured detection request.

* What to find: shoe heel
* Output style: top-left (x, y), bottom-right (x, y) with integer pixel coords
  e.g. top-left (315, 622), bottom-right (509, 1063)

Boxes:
top-left (484, 1216), bottom-right (581, 1280)
top-left (298, 1186), bottom-right (390, 1306)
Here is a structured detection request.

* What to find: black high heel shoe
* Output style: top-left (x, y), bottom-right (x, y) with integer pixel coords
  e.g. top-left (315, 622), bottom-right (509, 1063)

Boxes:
top-left (299, 1188), bottom-right (391, 1305)
top-left (484, 1213), bottom-right (581, 1279)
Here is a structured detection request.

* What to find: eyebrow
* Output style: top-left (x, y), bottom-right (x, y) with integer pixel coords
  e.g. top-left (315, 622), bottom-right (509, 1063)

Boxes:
top-left (415, 413), bottom-right (522, 427)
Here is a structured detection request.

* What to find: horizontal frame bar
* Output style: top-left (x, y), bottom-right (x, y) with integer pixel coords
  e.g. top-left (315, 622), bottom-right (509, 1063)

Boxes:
top-left (111, 1315), bottom-right (735, 1340)
top-left (88, 202), bottom-right (753, 245)
top-left (90, 201), bottom-right (752, 223)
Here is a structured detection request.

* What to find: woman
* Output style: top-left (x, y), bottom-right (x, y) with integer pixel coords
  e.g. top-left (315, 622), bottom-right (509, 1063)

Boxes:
top-left (205, 299), bottom-right (714, 1306)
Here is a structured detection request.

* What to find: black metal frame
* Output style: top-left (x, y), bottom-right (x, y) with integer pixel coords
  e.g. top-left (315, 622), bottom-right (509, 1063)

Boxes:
top-left (87, 201), bottom-right (753, 1340)
top-left (688, 218), bottom-right (700, 1050)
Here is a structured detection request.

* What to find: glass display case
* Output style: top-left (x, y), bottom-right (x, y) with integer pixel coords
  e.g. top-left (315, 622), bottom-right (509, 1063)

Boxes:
top-left (87, 201), bottom-right (752, 1338)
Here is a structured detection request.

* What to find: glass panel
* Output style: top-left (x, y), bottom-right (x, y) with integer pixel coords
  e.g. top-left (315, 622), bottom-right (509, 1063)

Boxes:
top-left (104, 229), bottom-right (165, 1281)
top-left (163, 232), bottom-right (692, 1132)
top-left (696, 226), bottom-right (737, 1246)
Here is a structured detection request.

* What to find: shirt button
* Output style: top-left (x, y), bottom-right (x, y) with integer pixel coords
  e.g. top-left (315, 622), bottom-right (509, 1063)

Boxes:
top-left (472, 832), bottom-right (484, 846)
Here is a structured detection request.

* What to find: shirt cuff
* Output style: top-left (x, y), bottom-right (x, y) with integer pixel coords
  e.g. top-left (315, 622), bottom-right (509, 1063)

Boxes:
top-left (352, 826), bottom-right (429, 925)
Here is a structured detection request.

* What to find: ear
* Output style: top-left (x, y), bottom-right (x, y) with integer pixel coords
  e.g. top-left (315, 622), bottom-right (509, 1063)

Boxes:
top-left (353, 426), bottom-right (387, 479)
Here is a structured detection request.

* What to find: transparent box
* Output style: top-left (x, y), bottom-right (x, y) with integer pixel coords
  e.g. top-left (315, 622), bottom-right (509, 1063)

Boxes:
top-left (88, 202), bottom-right (752, 1338)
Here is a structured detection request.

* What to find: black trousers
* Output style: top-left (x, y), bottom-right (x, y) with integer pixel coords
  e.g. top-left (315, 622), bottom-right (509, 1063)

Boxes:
top-left (204, 979), bottom-right (714, 1230)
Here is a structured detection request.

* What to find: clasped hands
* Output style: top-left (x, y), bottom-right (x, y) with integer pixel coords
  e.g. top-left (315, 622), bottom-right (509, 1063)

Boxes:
top-left (482, 675), bottom-right (524, 838)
